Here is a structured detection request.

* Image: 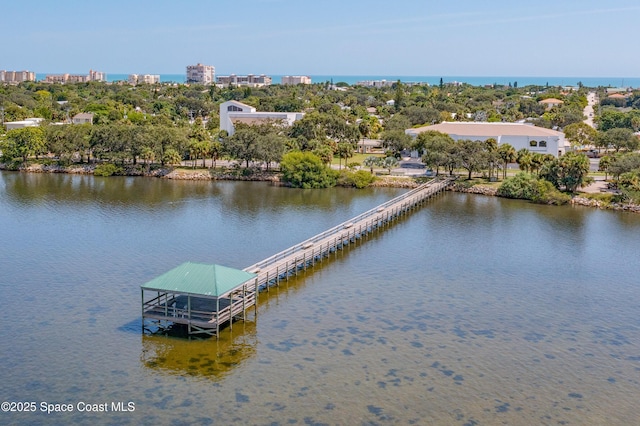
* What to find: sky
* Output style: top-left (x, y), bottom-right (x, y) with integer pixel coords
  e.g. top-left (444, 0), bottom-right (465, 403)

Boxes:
top-left (2, 0), bottom-right (639, 77)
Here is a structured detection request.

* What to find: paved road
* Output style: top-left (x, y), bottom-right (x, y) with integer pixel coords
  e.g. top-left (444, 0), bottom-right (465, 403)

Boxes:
top-left (584, 91), bottom-right (596, 128)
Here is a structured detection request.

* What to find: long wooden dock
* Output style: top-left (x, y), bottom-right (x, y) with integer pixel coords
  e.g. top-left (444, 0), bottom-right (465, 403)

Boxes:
top-left (142, 176), bottom-right (455, 336)
top-left (243, 176), bottom-right (455, 290)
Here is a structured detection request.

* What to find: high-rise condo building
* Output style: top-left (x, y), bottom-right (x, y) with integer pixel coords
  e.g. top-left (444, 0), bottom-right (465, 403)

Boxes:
top-left (0, 70), bottom-right (36, 83)
top-left (186, 63), bottom-right (215, 85)
top-left (281, 76), bottom-right (311, 85)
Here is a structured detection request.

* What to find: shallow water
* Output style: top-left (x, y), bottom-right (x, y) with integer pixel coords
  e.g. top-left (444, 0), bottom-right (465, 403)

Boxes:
top-left (1, 172), bottom-right (639, 425)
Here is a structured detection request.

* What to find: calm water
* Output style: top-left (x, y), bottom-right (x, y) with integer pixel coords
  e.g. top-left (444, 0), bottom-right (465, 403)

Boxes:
top-left (1, 172), bottom-right (639, 425)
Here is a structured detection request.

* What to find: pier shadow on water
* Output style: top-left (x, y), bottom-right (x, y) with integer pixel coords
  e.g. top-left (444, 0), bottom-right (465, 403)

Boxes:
top-left (140, 321), bottom-right (257, 379)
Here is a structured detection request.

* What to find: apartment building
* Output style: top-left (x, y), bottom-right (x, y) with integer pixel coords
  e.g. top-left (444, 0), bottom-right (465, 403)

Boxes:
top-left (355, 80), bottom-right (396, 88)
top-left (186, 63), bottom-right (215, 84)
top-left (0, 70), bottom-right (36, 83)
top-left (128, 74), bottom-right (160, 85)
top-left (281, 75), bottom-right (312, 85)
top-left (216, 74), bottom-right (272, 87)
top-left (44, 69), bottom-right (106, 84)
top-left (89, 69), bottom-right (106, 82)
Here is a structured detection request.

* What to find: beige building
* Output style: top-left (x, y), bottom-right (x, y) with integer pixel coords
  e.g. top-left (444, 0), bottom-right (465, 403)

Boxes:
top-left (538, 98), bottom-right (564, 110)
top-left (0, 70), bottom-right (36, 83)
top-left (281, 75), bottom-right (311, 85)
top-left (186, 63), bottom-right (215, 84)
top-left (44, 69), bottom-right (106, 84)
top-left (72, 113), bottom-right (94, 125)
top-left (89, 70), bottom-right (106, 82)
top-left (217, 74), bottom-right (272, 87)
top-left (607, 93), bottom-right (628, 99)
top-left (406, 121), bottom-right (568, 157)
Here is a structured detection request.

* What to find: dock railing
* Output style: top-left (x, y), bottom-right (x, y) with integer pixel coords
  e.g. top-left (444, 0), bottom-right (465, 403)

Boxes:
top-left (244, 176), bottom-right (455, 280)
top-left (143, 176), bottom-right (454, 336)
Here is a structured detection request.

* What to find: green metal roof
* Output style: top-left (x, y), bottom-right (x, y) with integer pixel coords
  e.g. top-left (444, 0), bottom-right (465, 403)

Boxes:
top-left (141, 262), bottom-right (257, 297)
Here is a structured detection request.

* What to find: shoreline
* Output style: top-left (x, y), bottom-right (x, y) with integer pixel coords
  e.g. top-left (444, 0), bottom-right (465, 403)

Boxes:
top-left (2, 162), bottom-right (639, 213)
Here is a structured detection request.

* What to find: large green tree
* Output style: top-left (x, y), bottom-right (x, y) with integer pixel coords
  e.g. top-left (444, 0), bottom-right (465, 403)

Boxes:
top-left (258, 133), bottom-right (287, 170)
top-left (280, 151), bottom-right (338, 188)
top-left (455, 139), bottom-right (486, 179)
top-left (557, 152), bottom-right (591, 192)
top-left (416, 130), bottom-right (455, 176)
top-left (381, 130), bottom-right (411, 156)
top-left (598, 128), bottom-right (639, 152)
top-left (2, 126), bottom-right (46, 162)
top-left (563, 122), bottom-right (597, 148)
top-left (224, 126), bottom-right (261, 167)
top-left (607, 153), bottom-right (640, 180)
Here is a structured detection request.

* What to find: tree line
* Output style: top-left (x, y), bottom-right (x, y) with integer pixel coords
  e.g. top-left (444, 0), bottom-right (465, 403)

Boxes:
top-left (1, 79), bottom-right (639, 195)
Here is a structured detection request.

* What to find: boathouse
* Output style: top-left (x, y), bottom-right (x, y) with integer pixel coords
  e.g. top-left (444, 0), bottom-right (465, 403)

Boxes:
top-left (141, 262), bottom-right (258, 336)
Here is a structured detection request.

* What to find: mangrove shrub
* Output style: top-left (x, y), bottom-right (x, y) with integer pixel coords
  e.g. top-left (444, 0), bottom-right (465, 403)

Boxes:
top-left (280, 151), bottom-right (339, 189)
top-left (497, 172), bottom-right (570, 204)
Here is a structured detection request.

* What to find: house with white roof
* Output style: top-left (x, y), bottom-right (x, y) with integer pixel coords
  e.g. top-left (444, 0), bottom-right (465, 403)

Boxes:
top-left (4, 118), bottom-right (44, 131)
top-left (220, 100), bottom-right (304, 136)
top-left (406, 122), bottom-right (568, 157)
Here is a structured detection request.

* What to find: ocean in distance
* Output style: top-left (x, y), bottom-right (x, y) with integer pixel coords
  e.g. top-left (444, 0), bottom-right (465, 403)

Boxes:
top-left (35, 73), bottom-right (640, 88)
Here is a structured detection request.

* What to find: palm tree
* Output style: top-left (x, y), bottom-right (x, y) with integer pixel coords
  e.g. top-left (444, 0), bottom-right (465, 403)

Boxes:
top-left (530, 153), bottom-right (546, 175)
top-left (498, 143), bottom-right (517, 179)
top-left (209, 140), bottom-right (223, 168)
top-left (363, 155), bottom-right (381, 174)
top-left (484, 138), bottom-right (498, 180)
top-left (517, 148), bottom-right (532, 173)
top-left (337, 142), bottom-right (354, 170)
top-left (163, 148), bottom-right (182, 167)
top-left (140, 146), bottom-right (155, 173)
top-left (598, 155), bottom-right (612, 180)
top-left (382, 156), bottom-right (399, 174)
top-left (558, 152), bottom-right (591, 192)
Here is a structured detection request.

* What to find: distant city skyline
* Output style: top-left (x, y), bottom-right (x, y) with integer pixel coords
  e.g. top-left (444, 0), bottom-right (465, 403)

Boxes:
top-left (3, 0), bottom-right (639, 77)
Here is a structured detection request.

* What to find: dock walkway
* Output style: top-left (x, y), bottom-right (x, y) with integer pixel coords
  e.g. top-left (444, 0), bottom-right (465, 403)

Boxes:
top-left (243, 176), bottom-right (455, 291)
top-left (142, 176), bottom-right (455, 336)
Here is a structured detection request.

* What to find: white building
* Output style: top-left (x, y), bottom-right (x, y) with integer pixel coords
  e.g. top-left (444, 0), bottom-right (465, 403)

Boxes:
top-left (4, 118), bottom-right (44, 131)
top-left (281, 75), bottom-right (311, 85)
top-left (217, 74), bottom-right (272, 87)
top-left (186, 63), bottom-right (215, 85)
top-left (355, 79), bottom-right (396, 88)
top-left (128, 74), bottom-right (160, 85)
top-left (406, 122), bottom-right (568, 157)
top-left (220, 100), bottom-right (304, 136)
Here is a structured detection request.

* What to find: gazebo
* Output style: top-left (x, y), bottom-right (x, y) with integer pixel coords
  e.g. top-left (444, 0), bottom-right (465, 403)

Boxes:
top-left (141, 262), bottom-right (258, 336)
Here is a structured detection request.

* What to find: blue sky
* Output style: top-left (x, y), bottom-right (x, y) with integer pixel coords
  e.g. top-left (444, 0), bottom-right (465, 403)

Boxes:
top-left (3, 0), bottom-right (639, 77)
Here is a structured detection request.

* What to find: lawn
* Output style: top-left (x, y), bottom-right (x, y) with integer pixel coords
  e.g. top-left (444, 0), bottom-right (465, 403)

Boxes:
top-left (331, 153), bottom-right (385, 167)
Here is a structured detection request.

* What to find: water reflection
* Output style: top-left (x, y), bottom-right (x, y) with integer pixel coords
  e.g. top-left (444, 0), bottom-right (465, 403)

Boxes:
top-left (4, 171), bottom-right (640, 424)
top-left (0, 171), bottom-right (223, 208)
top-left (141, 321), bottom-right (257, 379)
